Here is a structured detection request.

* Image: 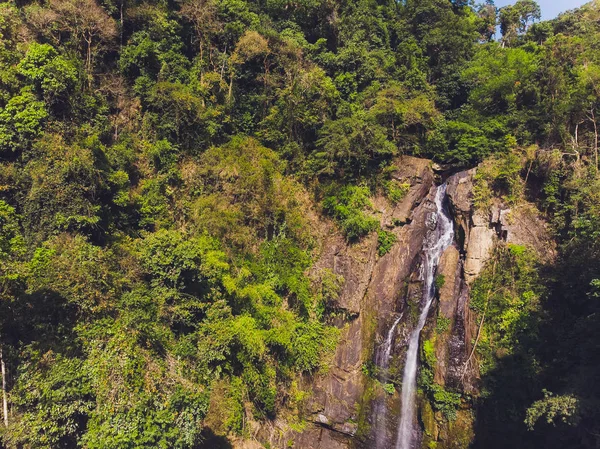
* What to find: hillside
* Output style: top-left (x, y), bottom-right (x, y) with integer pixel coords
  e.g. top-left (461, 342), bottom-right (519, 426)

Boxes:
top-left (0, 0), bottom-right (599, 448)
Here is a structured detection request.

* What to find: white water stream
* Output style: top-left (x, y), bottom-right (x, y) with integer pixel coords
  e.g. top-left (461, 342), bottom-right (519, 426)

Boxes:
top-left (377, 313), bottom-right (403, 370)
top-left (396, 184), bottom-right (454, 449)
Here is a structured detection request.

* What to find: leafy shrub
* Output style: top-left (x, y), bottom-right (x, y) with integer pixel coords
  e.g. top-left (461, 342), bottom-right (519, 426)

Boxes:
top-left (18, 43), bottom-right (78, 104)
top-left (431, 385), bottom-right (461, 421)
top-left (377, 229), bottom-right (397, 256)
top-left (384, 180), bottom-right (411, 204)
top-left (323, 185), bottom-right (379, 240)
top-left (4, 350), bottom-right (94, 448)
top-left (525, 390), bottom-right (579, 430)
top-left (473, 151), bottom-right (524, 209)
top-left (434, 274), bottom-right (446, 290)
top-left (0, 89), bottom-right (47, 153)
top-left (436, 315), bottom-right (451, 334)
top-left (383, 383), bottom-right (396, 395)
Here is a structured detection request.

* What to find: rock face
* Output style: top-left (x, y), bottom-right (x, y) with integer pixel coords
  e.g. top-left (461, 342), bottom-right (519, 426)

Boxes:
top-left (446, 169), bottom-right (495, 284)
top-left (493, 203), bottom-right (556, 262)
top-left (236, 160), bottom-right (553, 449)
top-left (240, 156), bottom-right (437, 449)
top-left (446, 169), bottom-right (556, 281)
top-left (298, 156), bottom-right (436, 447)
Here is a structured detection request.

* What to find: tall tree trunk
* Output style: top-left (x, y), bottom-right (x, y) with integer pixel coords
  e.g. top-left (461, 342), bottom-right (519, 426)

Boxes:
top-left (1, 346), bottom-right (7, 427)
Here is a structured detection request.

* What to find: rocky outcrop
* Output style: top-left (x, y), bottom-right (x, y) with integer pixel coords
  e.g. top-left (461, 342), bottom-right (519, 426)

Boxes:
top-left (298, 156), bottom-right (436, 446)
top-left (446, 169), bottom-right (556, 282)
top-left (242, 156), bottom-right (437, 449)
top-left (446, 169), bottom-right (495, 284)
top-left (433, 244), bottom-right (462, 387)
top-left (492, 203), bottom-right (556, 262)
top-left (386, 156), bottom-right (435, 226)
top-left (235, 158), bottom-right (554, 449)
top-left (464, 211), bottom-right (495, 284)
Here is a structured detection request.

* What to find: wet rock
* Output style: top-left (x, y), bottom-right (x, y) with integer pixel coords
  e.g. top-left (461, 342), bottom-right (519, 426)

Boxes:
top-left (305, 160), bottom-right (436, 449)
top-left (421, 399), bottom-right (439, 442)
top-left (242, 159), bottom-right (556, 449)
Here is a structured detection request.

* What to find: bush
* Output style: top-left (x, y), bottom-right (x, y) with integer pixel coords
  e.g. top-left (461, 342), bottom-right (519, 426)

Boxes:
top-left (432, 385), bottom-right (461, 421)
top-left (384, 180), bottom-right (411, 204)
top-left (383, 383), bottom-right (396, 395)
top-left (434, 274), bottom-right (446, 290)
top-left (436, 315), bottom-right (451, 334)
top-left (323, 185), bottom-right (379, 240)
top-left (377, 229), bottom-right (397, 256)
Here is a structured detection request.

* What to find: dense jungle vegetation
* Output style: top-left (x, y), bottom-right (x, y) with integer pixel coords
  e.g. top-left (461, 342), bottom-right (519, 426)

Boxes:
top-left (0, 0), bottom-right (599, 447)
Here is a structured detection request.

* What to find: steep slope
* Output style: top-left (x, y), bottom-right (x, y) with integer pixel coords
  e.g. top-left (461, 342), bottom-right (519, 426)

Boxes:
top-left (230, 158), bottom-right (556, 449)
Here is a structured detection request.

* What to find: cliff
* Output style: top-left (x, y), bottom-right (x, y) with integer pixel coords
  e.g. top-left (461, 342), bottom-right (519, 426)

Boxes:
top-left (234, 158), bottom-right (553, 449)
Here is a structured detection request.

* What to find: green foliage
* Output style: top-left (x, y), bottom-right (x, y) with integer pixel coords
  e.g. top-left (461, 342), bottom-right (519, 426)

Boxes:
top-left (314, 112), bottom-right (397, 178)
top-left (427, 118), bottom-right (512, 165)
top-left (314, 268), bottom-right (344, 318)
top-left (431, 385), bottom-right (462, 421)
top-left (384, 180), bottom-right (411, 204)
top-left (189, 136), bottom-right (312, 251)
top-left (0, 200), bottom-right (24, 262)
top-left (377, 229), bottom-right (397, 257)
top-left (435, 315), bottom-right (451, 335)
top-left (18, 43), bottom-right (78, 105)
top-left (0, 0), bottom-right (600, 447)
top-left (473, 151), bottom-right (524, 209)
top-left (18, 134), bottom-right (104, 243)
top-left (423, 339), bottom-right (437, 368)
top-left (4, 350), bottom-right (94, 449)
top-left (418, 337), bottom-right (462, 421)
top-left (382, 382), bottom-right (395, 395)
top-left (136, 229), bottom-right (227, 291)
top-left (525, 390), bottom-right (579, 430)
top-left (323, 185), bottom-right (379, 241)
top-left (26, 234), bottom-right (119, 314)
top-left (0, 89), bottom-right (47, 153)
top-left (434, 274), bottom-right (446, 291)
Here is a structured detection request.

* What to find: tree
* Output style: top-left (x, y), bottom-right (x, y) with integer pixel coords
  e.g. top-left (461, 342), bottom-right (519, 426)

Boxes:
top-left (27, 0), bottom-right (117, 79)
top-left (314, 112), bottom-right (396, 177)
top-left (368, 82), bottom-right (440, 152)
top-left (500, 0), bottom-right (541, 47)
top-left (0, 89), bottom-right (48, 154)
top-left (180, 0), bottom-right (221, 71)
top-left (477, 1), bottom-right (498, 43)
top-left (0, 201), bottom-right (24, 430)
top-left (17, 43), bottom-right (79, 106)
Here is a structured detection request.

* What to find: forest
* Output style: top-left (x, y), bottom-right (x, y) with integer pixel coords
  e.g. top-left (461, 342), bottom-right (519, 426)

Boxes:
top-left (0, 0), bottom-right (598, 448)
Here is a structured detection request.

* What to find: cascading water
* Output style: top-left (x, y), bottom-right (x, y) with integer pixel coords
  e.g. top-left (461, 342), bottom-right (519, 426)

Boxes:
top-left (375, 313), bottom-right (404, 449)
top-left (376, 313), bottom-right (403, 370)
top-left (396, 184), bottom-right (454, 449)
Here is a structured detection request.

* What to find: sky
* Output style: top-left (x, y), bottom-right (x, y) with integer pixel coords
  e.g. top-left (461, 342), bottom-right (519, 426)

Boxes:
top-left (494, 0), bottom-right (590, 20)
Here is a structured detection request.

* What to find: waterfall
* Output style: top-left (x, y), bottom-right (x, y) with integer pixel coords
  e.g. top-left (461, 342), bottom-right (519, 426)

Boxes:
top-left (396, 184), bottom-right (454, 449)
top-left (377, 313), bottom-right (403, 370)
top-left (375, 312), bottom-right (403, 449)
